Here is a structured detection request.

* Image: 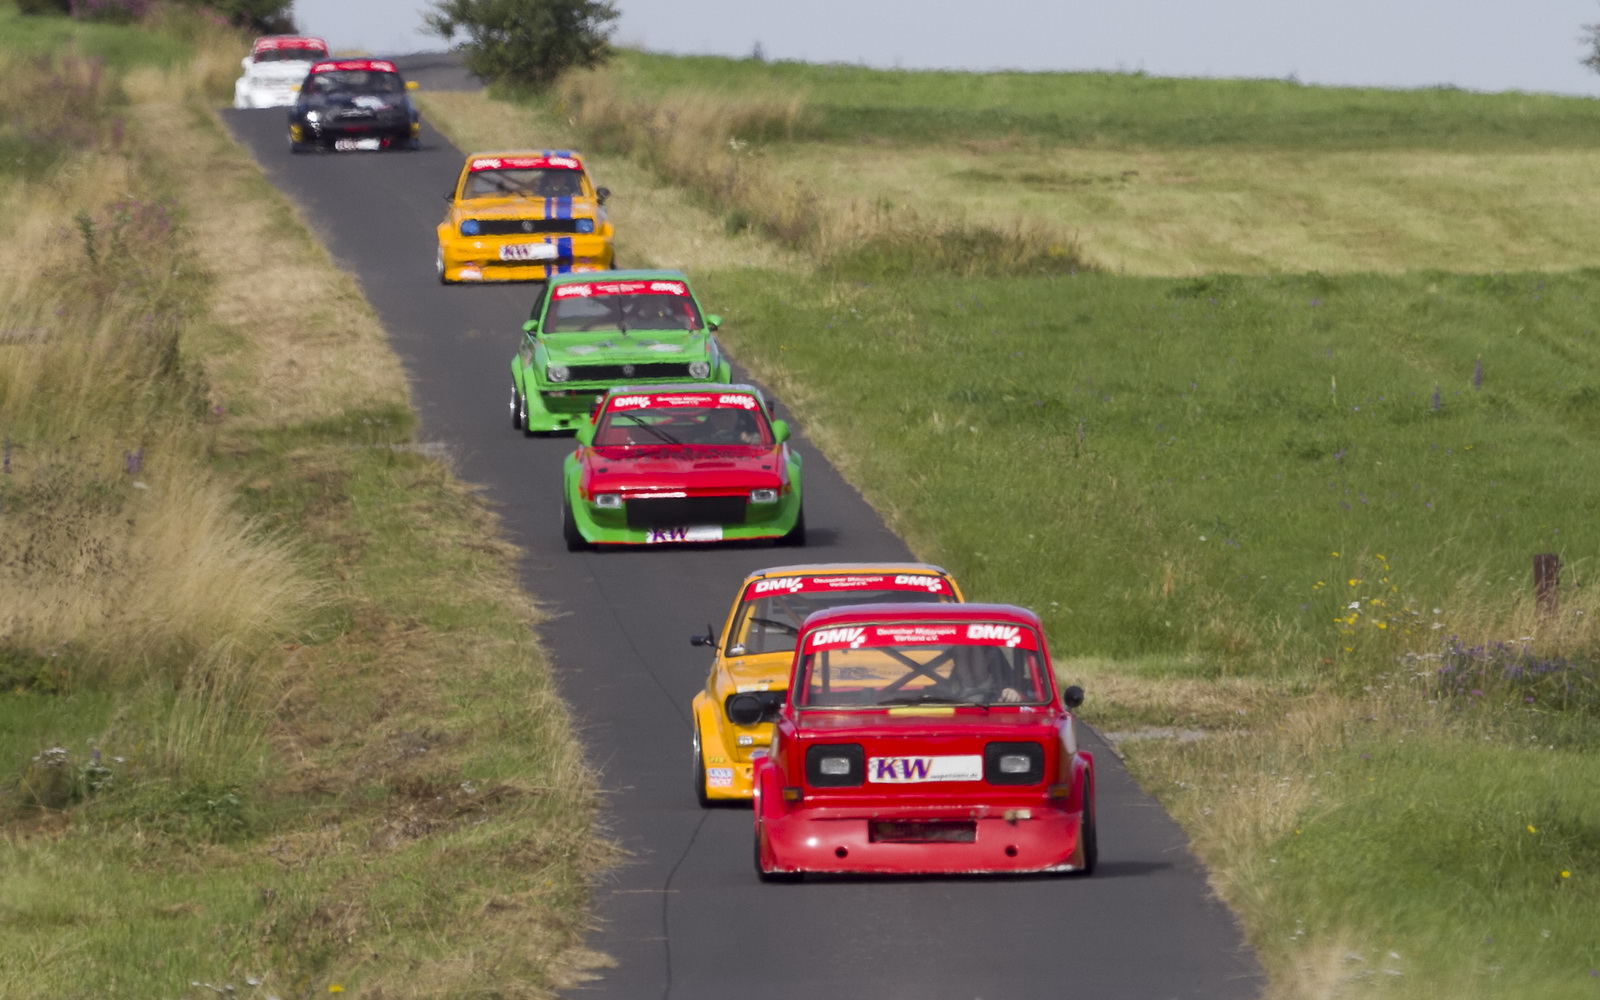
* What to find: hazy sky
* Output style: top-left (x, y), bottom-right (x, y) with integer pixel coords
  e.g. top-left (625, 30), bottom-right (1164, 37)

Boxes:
top-left (292, 0), bottom-right (1600, 97)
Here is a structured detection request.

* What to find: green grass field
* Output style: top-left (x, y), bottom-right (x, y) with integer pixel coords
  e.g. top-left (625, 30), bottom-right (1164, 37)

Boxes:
top-left (528, 50), bottom-right (1600, 998)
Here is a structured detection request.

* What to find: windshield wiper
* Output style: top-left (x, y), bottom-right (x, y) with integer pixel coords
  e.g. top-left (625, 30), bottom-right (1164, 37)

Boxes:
top-left (748, 617), bottom-right (798, 634)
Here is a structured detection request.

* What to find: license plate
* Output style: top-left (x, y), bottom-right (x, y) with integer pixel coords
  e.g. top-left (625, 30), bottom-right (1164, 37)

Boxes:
top-left (334, 138), bottom-right (381, 151)
top-left (644, 526), bottom-right (723, 544)
top-left (499, 243), bottom-right (558, 261)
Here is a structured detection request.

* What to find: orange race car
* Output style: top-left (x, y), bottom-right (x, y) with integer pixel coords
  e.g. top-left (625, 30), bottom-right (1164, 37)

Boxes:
top-left (436, 150), bottom-right (615, 283)
top-left (689, 563), bottom-right (964, 804)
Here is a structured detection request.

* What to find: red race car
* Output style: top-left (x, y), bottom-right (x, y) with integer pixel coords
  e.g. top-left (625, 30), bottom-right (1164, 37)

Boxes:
top-left (752, 603), bottom-right (1094, 879)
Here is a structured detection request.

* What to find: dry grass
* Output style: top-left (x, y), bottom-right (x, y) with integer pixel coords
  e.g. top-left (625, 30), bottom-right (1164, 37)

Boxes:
top-left (552, 68), bottom-right (1087, 274)
top-left (764, 143), bottom-right (1600, 275)
top-left (415, 89), bottom-right (799, 273)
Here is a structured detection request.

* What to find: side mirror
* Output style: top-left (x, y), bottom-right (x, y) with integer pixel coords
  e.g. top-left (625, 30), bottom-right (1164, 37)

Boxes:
top-left (521, 319), bottom-right (537, 333)
top-left (769, 419), bottom-right (790, 444)
top-left (689, 624), bottom-right (716, 647)
top-left (704, 313), bottom-right (722, 331)
top-left (1063, 685), bottom-right (1085, 710)
top-left (444, 191), bottom-right (454, 202)
top-left (406, 80), bottom-right (420, 91)
top-left (574, 423), bottom-right (596, 447)
top-left (595, 186), bottom-right (610, 204)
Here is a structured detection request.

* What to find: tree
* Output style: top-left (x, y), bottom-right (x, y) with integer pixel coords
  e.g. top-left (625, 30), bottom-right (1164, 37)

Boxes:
top-left (425, 0), bottom-right (619, 88)
top-left (1584, 12), bottom-right (1600, 74)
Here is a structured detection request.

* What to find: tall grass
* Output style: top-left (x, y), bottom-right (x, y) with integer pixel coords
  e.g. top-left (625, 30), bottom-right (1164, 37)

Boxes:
top-left (552, 67), bottom-right (1088, 274)
top-left (5, 18), bottom-right (606, 1000)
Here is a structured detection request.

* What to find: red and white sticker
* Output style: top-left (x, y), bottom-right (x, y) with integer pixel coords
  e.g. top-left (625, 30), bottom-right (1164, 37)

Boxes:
top-left (806, 622), bottom-right (1036, 652)
top-left (744, 574), bottom-right (953, 600)
top-left (253, 36), bottom-right (327, 53)
top-left (309, 59), bottom-right (397, 74)
top-left (607, 393), bottom-right (758, 412)
top-left (469, 155), bottom-right (582, 172)
top-left (868, 755), bottom-right (983, 783)
top-left (553, 280), bottom-right (688, 299)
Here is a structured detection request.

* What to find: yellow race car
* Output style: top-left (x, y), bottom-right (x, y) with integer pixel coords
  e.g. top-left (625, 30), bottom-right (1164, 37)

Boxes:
top-left (436, 150), bottom-right (615, 283)
top-left (689, 563), bottom-right (965, 805)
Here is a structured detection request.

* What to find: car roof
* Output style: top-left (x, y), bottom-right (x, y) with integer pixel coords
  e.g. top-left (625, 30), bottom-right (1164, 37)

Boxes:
top-left (799, 602), bottom-right (1043, 631)
top-left (743, 562), bottom-right (953, 582)
top-left (464, 149), bottom-right (585, 162)
top-left (546, 269), bottom-right (690, 288)
top-left (602, 382), bottom-right (760, 398)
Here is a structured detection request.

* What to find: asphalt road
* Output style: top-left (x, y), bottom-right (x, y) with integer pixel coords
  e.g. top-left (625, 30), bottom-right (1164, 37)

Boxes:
top-left (221, 101), bottom-right (1263, 1000)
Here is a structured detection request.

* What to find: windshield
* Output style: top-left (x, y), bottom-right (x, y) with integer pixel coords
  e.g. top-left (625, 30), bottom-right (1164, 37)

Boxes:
top-left (308, 70), bottom-right (403, 94)
top-left (464, 167), bottom-right (585, 199)
top-left (593, 403), bottom-right (769, 448)
top-left (254, 48), bottom-right (325, 63)
top-left (797, 622), bottom-right (1050, 708)
top-left (546, 292), bottom-right (701, 333)
top-left (730, 577), bottom-right (957, 655)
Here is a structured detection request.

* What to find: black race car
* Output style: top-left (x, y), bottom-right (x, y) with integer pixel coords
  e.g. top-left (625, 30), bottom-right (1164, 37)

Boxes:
top-left (287, 59), bottom-right (420, 153)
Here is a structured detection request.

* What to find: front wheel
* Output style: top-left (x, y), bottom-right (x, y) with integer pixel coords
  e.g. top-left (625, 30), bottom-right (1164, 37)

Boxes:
top-left (562, 501), bottom-right (589, 552)
top-left (776, 508), bottom-right (806, 547)
top-left (692, 726), bottom-right (710, 808)
top-left (437, 246), bottom-right (454, 285)
top-left (509, 385), bottom-right (522, 430)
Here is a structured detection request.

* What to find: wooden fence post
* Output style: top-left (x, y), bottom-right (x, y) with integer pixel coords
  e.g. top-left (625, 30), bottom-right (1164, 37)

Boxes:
top-left (1533, 553), bottom-right (1561, 616)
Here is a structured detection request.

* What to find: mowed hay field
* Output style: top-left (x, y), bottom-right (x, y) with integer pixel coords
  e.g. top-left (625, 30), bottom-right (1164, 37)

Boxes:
top-left (504, 52), bottom-right (1600, 998)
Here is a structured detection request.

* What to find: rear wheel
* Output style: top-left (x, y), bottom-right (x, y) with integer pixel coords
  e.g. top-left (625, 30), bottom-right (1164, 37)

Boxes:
top-left (754, 824), bottom-right (801, 883)
top-left (562, 501), bottom-right (589, 552)
top-left (1074, 780), bottom-right (1098, 876)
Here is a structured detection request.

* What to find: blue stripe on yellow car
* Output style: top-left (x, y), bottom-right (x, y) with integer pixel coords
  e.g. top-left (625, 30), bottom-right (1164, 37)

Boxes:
top-left (555, 198), bottom-right (572, 220)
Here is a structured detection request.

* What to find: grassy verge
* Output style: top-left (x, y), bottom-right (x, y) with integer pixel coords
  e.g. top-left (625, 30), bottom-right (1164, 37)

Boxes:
top-left (1, 11), bottom-right (603, 999)
top-left (420, 56), bottom-right (1600, 998)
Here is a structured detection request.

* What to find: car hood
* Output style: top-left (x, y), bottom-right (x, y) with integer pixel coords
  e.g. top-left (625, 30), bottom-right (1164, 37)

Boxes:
top-left (544, 331), bottom-right (712, 363)
top-left (581, 445), bottom-right (786, 492)
top-left (450, 196), bottom-right (601, 224)
top-left (720, 652), bottom-right (794, 691)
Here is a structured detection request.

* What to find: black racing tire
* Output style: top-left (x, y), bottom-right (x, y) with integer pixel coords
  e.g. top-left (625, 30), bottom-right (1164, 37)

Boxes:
top-left (509, 385), bottom-right (522, 430)
top-left (692, 726), bottom-right (711, 808)
top-left (289, 139), bottom-right (308, 155)
top-left (776, 508), bottom-right (806, 547)
top-left (562, 501), bottom-right (589, 552)
top-left (437, 246), bottom-right (454, 285)
top-left (519, 390), bottom-right (536, 438)
top-left (1074, 779), bottom-right (1098, 876)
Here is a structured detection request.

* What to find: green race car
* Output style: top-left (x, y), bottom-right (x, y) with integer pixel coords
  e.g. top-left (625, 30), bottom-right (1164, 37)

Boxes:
top-left (510, 270), bottom-right (732, 433)
top-left (561, 384), bottom-right (805, 549)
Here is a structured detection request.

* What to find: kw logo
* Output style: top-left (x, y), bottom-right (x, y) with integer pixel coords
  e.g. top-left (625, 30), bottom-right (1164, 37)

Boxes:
top-left (967, 623), bottom-right (1023, 647)
top-left (893, 574), bottom-right (946, 592)
top-left (648, 527), bottom-right (692, 543)
top-left (809, 626), bottom-right (866, 649)
top-left (872, 757), bottom-right (932, 782)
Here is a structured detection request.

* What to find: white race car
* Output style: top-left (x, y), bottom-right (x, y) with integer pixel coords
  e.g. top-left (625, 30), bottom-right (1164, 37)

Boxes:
top-left (233, 35), bottom-right (330, 110)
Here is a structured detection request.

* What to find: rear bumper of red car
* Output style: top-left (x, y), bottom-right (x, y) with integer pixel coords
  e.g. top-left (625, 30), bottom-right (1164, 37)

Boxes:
top-left (759, 804), bottom-right (1088, 875)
